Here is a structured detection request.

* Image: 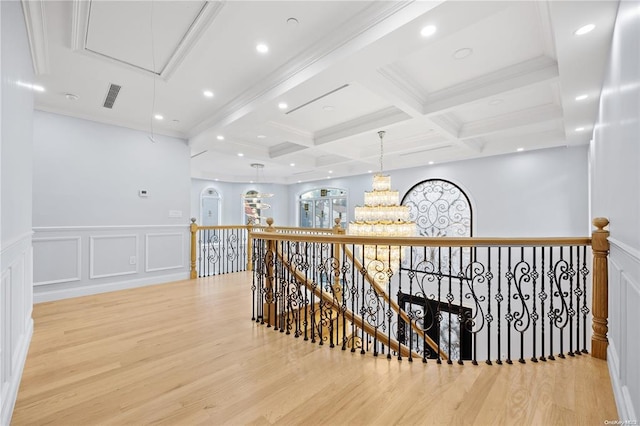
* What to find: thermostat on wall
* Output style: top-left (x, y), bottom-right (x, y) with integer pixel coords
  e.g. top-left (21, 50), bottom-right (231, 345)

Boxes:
top-left (139, 190), bottom-right (149, 197)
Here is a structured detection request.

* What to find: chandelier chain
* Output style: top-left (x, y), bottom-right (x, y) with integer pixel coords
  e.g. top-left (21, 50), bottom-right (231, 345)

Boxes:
top-left (378, 130), bottom-right (386, 173)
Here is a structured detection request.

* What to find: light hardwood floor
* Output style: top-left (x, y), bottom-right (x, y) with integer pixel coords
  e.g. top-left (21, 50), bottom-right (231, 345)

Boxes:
top-left (12, 272), bottom-right (618, 425)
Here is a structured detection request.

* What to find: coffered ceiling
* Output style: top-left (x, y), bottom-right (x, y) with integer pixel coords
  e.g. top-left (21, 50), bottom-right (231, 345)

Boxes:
top-left (22, 0), bottom-right (619, 183)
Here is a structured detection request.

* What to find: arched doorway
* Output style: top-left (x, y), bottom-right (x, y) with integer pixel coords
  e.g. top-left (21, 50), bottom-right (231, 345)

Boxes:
top-left (200, 187), bottom-right (221, 226)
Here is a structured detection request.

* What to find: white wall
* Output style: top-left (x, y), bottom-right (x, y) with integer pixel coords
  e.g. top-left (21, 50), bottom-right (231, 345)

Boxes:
top-left (0, 1), bottom-right (34, 424)
top-left (590, 1), bottom-right (639, 421)
top-left (32, 112), bottom-right (191, 302)
top-left (292, 146), bottom-right (589, 237)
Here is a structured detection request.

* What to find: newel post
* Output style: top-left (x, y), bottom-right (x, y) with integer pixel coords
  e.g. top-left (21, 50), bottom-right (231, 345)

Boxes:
top-left (591, 217), bottom-right (610, 360)
top-left (246, 223), bottom-right (253, 272)
top-left (190, 218), bottom-right (198, 279)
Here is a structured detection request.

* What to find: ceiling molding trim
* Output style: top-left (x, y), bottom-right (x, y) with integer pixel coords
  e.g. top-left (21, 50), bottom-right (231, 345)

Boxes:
top-left (459, 103), bottom-right (563, 139)
top-left (71, 0), bottom-right (90, 51)
top-left (21, 0), bottom-right (50, 75)
top-left (160, 1), bottom-right (225, 80)
top-left (423, 56), bottom-right (559, 115)
top-left (269, 142), bottom-right (308, 158)
top-left (377, 63), bottom-right (428, 107)
top-left (314, 106), bottom-right (411, 146)
top-left (188, 1), bottom-right (441, 138)
top-left (535, 1), bottom-right (557, 60)
top-left (266, 121), bottom-right (314, 145)
top-left (34, 105), bottom-right (187, 140)
top-left (71, 1), bottom-right (223, 81)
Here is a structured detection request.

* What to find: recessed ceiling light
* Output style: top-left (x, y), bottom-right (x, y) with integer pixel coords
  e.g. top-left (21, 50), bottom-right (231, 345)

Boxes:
top-left (256, 43), bottom-right (269, 53)
top-left (203, 90), bottom-right (214, 98)
top-left (322, 105), bottom-right (334, 111)
top-left (420, 25), bottom-right (437, 37)
top-left (575, 94), bottom-right (589, 101)
top-left (575, 127), bottom-right (585, 132)
top-left (290, 163), bottom-right (295, 167)
top-left (297, 180), bottom-right (302, 183)
top-left (257, 135), bottom-right (266, 139)
top-left (428, 161), bottom-right (434, 165)
top-left (326, 176), bottom-right (331, 179)
top-left (278, 102), bottom-right (288, 110)
top-left (453, 47), bottom-right (473, 59)
top-left (250, 180), bottom-right (254, 184)
top-left (214, 179), bottom-right (219, 181)
top-left (488, 99), bottom-right (503, 106)
top-left (238, 153), bottom-right (244, 157)
top-left (65, 93), bottom-right (79, 101)
top-left (217, 135), bottom-right (224, 140)
top-left (574, 24), bottom-right (595, 36)
top-left (517, 147), bottom-right (524, 152)
top-left (154, 114), bottom-right (164, 120)
top-left (328, 170), bottom-right (333, 174)
top-left (367, 170), bottom-right (373, 173)
top-left (287, 17), bottom-right (299, 26)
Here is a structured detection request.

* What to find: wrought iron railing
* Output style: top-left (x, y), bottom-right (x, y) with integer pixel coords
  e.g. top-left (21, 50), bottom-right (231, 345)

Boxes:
top-left (249, 218), bottom-right (611, 364)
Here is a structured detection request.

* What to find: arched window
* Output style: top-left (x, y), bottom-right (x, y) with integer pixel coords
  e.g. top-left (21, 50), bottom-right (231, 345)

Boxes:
top-left (401, 179), bottom-right (472, 273)
top-left (200, 187), bottom-right (221, 226)
top-left (401, 179), bottom-right (472, 237)
top-left (299, 188), bottom-right (347, 229)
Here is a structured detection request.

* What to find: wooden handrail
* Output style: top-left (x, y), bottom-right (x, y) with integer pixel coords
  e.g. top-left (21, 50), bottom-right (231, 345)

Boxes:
top-left (250, 232), bottom-right (592, 248)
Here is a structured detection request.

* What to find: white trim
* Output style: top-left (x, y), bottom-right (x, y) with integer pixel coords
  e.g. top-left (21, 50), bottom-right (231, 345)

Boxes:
top-left (33, 224), bottom-right (189, 232)
top-left (20, 0), bottom-right (49, 75)
top-left (609, 237), bottom-right (640, 263)
top-left (0, 231), bottom-right (33, 255)
top-left (89, 234), bottom-right (138, 279)
top-left (609, 344), bottom-right (637, 422)
top-left (33, 272), bottom-right (189, 303)
top-left (0, 319), bottom-right (33, 426)
top-left (145, 233), bottom-right (185, 273)
top-left (32, 236), bottom-right (82, 286)
top-left (71, 1), bottom-right (223, 81)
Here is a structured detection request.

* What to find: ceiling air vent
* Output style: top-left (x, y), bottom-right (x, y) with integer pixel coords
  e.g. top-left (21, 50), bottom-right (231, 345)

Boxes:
top-left (103, 83), bottom-right (121, 109)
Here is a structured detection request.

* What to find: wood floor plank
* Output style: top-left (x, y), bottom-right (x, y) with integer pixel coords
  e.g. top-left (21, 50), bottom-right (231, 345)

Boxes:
top-left (12, 272), bottom-right (618, 425)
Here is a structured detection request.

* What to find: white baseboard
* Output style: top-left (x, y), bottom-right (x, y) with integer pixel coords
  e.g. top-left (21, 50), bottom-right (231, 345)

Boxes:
top-left (1, 318), bottom-right (33, 426)
top-left (33, 272), bottom-right (190, 303)
top-left (608, 345), bottom-right (638, 422)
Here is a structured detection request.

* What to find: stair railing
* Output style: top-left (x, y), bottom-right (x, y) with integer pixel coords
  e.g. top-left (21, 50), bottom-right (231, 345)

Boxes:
top-left (248, 218), bottom-right (610, 364)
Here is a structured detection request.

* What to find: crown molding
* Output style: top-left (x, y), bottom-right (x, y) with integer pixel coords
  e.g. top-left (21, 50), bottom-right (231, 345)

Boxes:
top-left (21, 0), bottom-right (50, 75)
top-left (71, 1), bottom-right (223, 81)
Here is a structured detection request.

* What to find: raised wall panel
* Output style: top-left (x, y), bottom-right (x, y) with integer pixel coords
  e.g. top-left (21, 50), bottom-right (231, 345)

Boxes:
top-left (624, 273), bottom-right (640, 419)
top-left (90, 235), bottom-right (138, 279)
top-left (33, 237), bottom-right (81, 286)
top-left (1, 270), bottom-right (10, 394)
top-left (145, 233), bottom-right (184, 272)
top-left (10, 256), bottom-right (25, 364)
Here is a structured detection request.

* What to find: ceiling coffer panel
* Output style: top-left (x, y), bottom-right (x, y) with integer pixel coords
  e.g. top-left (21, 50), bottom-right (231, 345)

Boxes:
top-left (269, 142), bottom-right (308, 158)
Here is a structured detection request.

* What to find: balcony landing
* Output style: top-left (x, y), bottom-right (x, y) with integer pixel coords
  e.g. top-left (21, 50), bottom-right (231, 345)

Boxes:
top-left (12, 272), bottom-right (618, 425)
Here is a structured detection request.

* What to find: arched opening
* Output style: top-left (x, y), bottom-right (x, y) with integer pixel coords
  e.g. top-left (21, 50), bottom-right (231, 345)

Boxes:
top-left (298, 187), bottom-right (347, 229)
top-left (200, 187), bottom-right (221, 226)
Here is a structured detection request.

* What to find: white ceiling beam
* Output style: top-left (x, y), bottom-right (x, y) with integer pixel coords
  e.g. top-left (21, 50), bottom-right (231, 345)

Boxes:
top-left (423, 56), bottom-right (559, 115)
top-left (357, 66), bottom-right (426, 118)
top-left (459, 103), bottom-right (563, 140)
top-left (314, 107), bottom-right (410, 146)
top-left (266, 121), bottom-right (315, 147)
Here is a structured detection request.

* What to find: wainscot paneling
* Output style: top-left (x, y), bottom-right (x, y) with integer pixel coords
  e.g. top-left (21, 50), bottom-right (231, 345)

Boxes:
top-left (145, 233), bottom-right (184, 273)
top-left (32, 236), bottom-right (81, 285)
top-left (608, 238), bottom-right (640, 422)
top-left (89, 234), bottom-right (138, 279)
top-left (0, 234), bottom-right (34, 426)
top-left (32, 225), bottom-right (190, 303)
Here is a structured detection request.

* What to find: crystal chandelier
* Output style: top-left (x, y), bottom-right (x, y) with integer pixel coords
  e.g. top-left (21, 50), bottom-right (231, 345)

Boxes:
top-left (348, 131), bottom-right (415, 283)
top-left (243, 163), bottom-right (273, 224)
